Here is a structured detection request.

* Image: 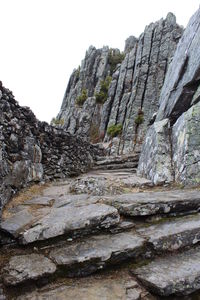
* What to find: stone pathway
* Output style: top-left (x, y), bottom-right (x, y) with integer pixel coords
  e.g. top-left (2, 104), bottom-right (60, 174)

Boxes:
top-left (1, 168), bottom-right (200, 299)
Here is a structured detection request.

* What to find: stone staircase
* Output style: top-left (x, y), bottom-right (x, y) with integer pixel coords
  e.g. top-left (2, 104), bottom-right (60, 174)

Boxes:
top-left (1, 180), bottom-right (200, 298)
top-left (93, 153), bottom-right (140, 172)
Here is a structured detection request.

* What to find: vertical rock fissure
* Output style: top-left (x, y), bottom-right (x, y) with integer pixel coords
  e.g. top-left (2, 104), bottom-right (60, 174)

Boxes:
top-left (141, 27), bottom-right (156, 110)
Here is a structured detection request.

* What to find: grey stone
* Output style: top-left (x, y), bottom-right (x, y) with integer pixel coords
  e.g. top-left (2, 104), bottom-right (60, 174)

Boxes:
top-left (3, 254), bottom-right (56, 286)
top-left (133, 246), bottom-right (200, 296)
top-left (156, 8), bottom-right (200, 123)
top-left (105, 190), bottom-right (200, 216)
top-left (137, 213), bottom-right (200, 251)
top-left (0, 209), bottom-right (37, 237)
top-left (172, 101), bottom-right (200, 186)
top-left (57, 14), bottom-right (183, 155)
top-left (50, 232), bottom-right (145, 276)
top-left (20, 204), bottom-right (120, 244)
top-left (137, 119), bottom-right (173, 184)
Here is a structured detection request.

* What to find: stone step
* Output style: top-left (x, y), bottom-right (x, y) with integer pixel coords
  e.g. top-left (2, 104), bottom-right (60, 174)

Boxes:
top-left (133, 246), bottom-right (200, 296)
top-left (0, 203), bottom-right (120, 244)
top-left (3, 254), bottom-right (56, 286)
top-left (95, 154), bottom-right (139, 165)
top-left (105, 189), bottom-right (200, 217)
top-left (136, 213), bottom-right (200, 252)
top-left (93, 161), bottom-right (138, 171)
top-left (49, 232), bottom-right (145, 277)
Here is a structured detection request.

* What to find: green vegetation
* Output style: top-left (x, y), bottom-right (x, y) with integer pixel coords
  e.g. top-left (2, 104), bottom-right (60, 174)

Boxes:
top-left (107, 123), bottom-right (123, 138)
top-left (108, 49), bottom-right (125, 75)
top-left (135, 109), bottom-right (144, 125)
top-left (76, 88), bottom-right (88, 106)
top-left (95, 76), bottom-right (112, 104)
top-left (51, 118), bottom-right (64, 126)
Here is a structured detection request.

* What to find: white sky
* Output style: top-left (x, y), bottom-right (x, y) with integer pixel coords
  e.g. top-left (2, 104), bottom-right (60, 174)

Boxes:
top-left (0, 0), bottom-right (199, 123)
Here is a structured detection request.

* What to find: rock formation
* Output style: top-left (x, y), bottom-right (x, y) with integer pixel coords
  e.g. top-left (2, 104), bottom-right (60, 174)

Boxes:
top-left (0, 82), bottom-right (103, 219)
top-left (138, 7), bottom-right (200, 186)
top-left (57, 13), bottom-right (183, 155)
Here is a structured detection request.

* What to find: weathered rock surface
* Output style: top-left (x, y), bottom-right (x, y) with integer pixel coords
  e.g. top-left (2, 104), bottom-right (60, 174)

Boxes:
top-left (105, 190), bottom-right (200, 216)
top-left (3, 254), bottom-right (56, 286)
top-left (138, 7), bottom-right (200, 187)
top-left (156, 8), bottom-right (200, 123)
top-left (0, 82), bottom-right (103, 220)
top-left (134, 246), bottom-right (200, 296)
top-left (57, 14), bottom-right (183, 155)
top-left (19, 204), bottom-right (120, 244)
top-left (50, 232), bottom-right (145, 276)
top-left (137, 119), bottom-right (173, 184)
top-left (137, 213), bottom-right (200, 251)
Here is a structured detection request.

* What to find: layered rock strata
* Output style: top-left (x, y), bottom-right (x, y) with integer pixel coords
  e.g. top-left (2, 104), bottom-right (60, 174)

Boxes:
top-left (57, 13), bottom-right (183, 155)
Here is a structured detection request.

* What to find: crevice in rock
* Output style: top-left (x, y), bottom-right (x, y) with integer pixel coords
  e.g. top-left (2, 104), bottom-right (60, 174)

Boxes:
top-left (140, 27), bottom-right (156, 110)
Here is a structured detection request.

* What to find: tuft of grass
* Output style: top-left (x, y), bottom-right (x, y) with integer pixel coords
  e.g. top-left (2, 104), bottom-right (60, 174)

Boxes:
top-left (107, 123), bottom-right (123, 138)
top-left (95, 76), bottom-right (112, 104)
top-left (76, 88), bottom-right (88, 106)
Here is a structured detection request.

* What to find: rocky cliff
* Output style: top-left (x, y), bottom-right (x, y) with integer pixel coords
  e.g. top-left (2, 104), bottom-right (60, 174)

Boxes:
top-left (57, 13), bottom-right (183, 155)
top-left (137, 7), bottom-right (200, 186)
top-left (0, 82), bottom-right (103, 218)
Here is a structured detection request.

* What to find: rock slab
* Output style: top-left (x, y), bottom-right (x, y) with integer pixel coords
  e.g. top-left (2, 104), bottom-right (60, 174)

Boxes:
top-left (50, 232), bottom-right (145, 276)
top-left (3, 254), bottom-right (56, 286)
top-left (20, 204), bottom-right (120, 244)
top-left (134, 246), bottom-right (200, 296)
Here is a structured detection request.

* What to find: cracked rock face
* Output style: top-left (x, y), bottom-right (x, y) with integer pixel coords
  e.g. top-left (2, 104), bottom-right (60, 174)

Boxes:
top-left (138, 7), bottom-right (200, 186)
top-left (57, 14), bottom-right (183, 155)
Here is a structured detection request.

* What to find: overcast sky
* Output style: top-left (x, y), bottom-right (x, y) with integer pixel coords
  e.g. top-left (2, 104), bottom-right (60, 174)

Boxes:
top-left (0, 0), bottom-right (199, 123)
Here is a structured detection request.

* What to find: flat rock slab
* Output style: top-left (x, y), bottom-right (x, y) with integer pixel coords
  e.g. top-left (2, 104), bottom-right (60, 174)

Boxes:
top-left (20, 204), bottom-right (120, 244)
top-left (133, 246), bottom-right (200, 296)
top-left (3, 254), bottom-right (56, 286)
top-left (137, 213), bottom-right (200, 251)
top-left (107, 190), bottom-right (200, 216)
top-left (50, 232), bottom-right (145, 277)
top-left (0, 210), bottom-right (38, 237)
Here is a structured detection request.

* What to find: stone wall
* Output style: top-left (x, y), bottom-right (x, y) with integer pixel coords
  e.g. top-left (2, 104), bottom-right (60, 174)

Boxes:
top-left (57, 13), bottom-right (183, 155)
top-left (137, 7), bottom-right (200, 186)
top-left (0, 82), bottom-right (103, 217)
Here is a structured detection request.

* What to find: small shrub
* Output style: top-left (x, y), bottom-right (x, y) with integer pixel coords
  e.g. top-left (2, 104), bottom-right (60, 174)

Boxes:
top-left (76, 88), bottom-right (88, 106)
top-left (107, 123), bottom-right (123, 138)
top-left (135, 109), bottom-right (144, 125)
top-left (51, 118), bottom-right (64, 126)
top-left (95, 76), bottom-right (112, 104)
top-left (108, 49), bottom-right (125, 75)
